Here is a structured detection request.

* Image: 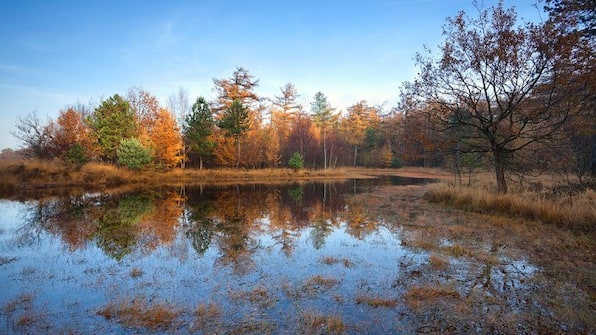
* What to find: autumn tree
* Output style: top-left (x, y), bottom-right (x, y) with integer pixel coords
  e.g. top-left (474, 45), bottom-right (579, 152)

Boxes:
top-left (413, 2), bottom-right (576, 193)
top-left (287, 111), bottom-right (320, 168)
top-left (88, 94), bottom-right (137, 162)
top-left (310, 92), bottom-right (337, 170)
top-left (342, 101), bottom-right (379, 166)
top-left (184, 97), bottom-right (215, 169)
top-left (212, 67), bottom-right (259, 114)
top-left (127, 86), bottom-right (159, 127)
top-left (148, 108), bottom-right (183, 169)
top-left (46, 107), bottom-right (97, 163)
top-left (544, 0), bottom-right (596, 176)
top-left (217, 99), bottom-right (250, 168)
top-left (272, 83), bottom-right (302, 163)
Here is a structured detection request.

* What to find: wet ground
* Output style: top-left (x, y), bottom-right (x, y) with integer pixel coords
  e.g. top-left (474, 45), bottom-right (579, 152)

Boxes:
top-left (0, 178), bottom-right (594, 334)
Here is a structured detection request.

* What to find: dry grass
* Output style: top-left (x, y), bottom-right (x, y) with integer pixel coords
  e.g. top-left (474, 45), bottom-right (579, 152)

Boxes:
top-left (404, 285), bottom-right (460, 310)
top-left (195, 302), bottom-right (222, 319)
top-left (0, 159), bottom-right (361, 199)
top-left (355, 294), bottom-right (398, 308)
top-left (193, 302), bottom-right (223, 332)
top-left (303, 275), bottom-right (340, 290)
top-left (424, 182), bottom-right (596, 232)
top-left (428, 253), bottom-right (449, 270)
top-left (97, 297), bottom-right (180, 331)
top-left (298, 311), bottom-right (346, 334)
top-left (319, 256), bottom-right (354, 267)
top-left (230, 285), bottom-right (275, 308)
top-left (0, 159), bottom-right (456, 199)
top-left (444, 244), bottom-right (472, 258)
top-left (4, 294), bottom-right (34, 314)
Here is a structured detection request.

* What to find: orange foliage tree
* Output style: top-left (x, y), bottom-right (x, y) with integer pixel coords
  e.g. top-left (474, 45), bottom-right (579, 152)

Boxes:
top-left (146, 108), bottom-right (184, 169)
top-left (47, 107), bottom-right (98, 163)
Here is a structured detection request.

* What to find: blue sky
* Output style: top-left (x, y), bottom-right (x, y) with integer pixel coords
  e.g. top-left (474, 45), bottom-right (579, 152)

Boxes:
top-left (0, 0), bottom-right (544, 150)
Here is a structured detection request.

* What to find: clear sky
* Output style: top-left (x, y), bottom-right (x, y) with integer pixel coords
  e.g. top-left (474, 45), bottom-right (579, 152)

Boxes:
top-left (0, 0), bottom-right (544, 150)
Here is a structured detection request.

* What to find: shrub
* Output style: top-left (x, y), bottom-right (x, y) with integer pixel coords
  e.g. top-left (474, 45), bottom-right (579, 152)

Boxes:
top-left (288, 152), bottom-right (304, 171)
top-left (116, 138), bottom-right (153, 170)
top-left (66, 143), bottom-right (89, 166)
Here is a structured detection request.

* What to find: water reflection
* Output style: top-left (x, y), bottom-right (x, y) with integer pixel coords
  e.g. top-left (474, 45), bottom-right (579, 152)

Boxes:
top-left (18, 181), bottom-right (376, 262)
top-left (3, 176), bottom-right (562, 334)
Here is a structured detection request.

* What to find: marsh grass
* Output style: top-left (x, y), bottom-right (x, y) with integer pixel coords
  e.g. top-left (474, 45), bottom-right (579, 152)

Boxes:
top-left (404, 285), bottom-right (460, 310)
top-left (298, 311), bottom-right (346, 334)
top-left (97, 297), bottom-right (180, 331)
top-left (428, 253), bottom-right (449, 270)
top-left (230, 285), bottom-right (275, 309)
top-left (319, 256), bottom-right (354, 267)
top-left (302, 275), bottom-right (341, 294)
top-left (424, 181), bottom-right (596, 232)
top-left (193, 302), bottom-right (223, 333)
top-left (0, 159), bottom-right (360, 198)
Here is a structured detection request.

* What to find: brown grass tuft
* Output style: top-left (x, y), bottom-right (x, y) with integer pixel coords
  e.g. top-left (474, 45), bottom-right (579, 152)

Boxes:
top-left (97, 297), bottom-right (180, 331)
top-left (299, 311), bottom-right (346, 334)
top-left (404, 285), bottom-right (460, 310)
top-left (320, 256), bottom-right (354, 267)
top-left (429, 253), bottom-right (449, 270)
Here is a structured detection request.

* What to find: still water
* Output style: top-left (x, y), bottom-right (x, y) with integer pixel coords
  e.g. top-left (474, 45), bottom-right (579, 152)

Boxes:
top-left (0, 177), bottom-right (539, 334)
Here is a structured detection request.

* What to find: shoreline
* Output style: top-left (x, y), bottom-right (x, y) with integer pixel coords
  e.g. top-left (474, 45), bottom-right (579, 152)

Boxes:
top-left (0, 160), bottom-right (452, 200)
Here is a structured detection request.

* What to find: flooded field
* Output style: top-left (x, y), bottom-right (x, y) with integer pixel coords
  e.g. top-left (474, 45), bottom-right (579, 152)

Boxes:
top-left (0, 178), bottom-right (593, 334)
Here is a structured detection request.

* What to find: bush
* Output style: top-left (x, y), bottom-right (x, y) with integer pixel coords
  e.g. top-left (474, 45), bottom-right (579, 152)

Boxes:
top-left (117, 138), bottom-right (153, 170)
top-left (66, 143), bottom-right (89, 166)
top-left (288, 152), bottom-right (304, 171)
top-left (391, 157), bottom-right (403, 168)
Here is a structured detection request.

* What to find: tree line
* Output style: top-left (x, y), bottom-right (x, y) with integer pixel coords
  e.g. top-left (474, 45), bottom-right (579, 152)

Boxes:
top-left (10, 0), bottom-right (594, 193)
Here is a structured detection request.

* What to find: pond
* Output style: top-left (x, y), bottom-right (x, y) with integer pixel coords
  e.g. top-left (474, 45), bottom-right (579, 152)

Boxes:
top-left (0, 177), bottom-right (586, 334)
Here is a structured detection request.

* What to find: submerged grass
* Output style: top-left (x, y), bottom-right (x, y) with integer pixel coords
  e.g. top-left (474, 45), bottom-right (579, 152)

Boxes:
top-left (298, 311), bottom-right (346, 334)
top-left (97, 296), bottom-right (180, 331)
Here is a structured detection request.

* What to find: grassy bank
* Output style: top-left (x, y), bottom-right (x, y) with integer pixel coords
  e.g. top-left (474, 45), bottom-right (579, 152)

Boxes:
top-left (424, 175), bottom-right (596, 233)
top-left (0, 160), bottom-right (342, 196)
top-left (0, 160), bottom-right (448, 199)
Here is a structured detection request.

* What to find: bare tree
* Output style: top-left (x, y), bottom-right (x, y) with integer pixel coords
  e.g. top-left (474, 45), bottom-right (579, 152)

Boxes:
top-left (11, 111), bottom-right (50, 159)
top-left (167, 87), bottom-right (190, 168)
top-left (413, 2), bottom-right (580, 193)
top-left (167, 87), bottom-right (190, 127)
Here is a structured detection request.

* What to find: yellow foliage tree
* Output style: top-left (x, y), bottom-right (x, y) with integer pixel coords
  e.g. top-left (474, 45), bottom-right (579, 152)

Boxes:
top-left (146, 108), bottom-right (184, 169)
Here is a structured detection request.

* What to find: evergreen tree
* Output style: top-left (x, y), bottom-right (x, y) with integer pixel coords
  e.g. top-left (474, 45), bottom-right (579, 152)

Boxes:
top-left (217, 99), bottom-right (250, 168)
top-left (184, 97), bottom-right (215, 169)
top-left (310, 92), bottom-right (335, 169)
top-left (88, 94), bottom-right (137, 162)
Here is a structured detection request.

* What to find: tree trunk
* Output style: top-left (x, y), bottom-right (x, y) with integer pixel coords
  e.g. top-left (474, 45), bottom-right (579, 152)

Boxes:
top-left (323, 129), bottom-right (327, 170)
top-left (493, 149), bottom-right (508, 193)
top-left (353, 145), bottom-right (357, 167)
top-left (236, 134), bottom-right (241, 168)
top-left (199, 155), bottom-right (203, 170)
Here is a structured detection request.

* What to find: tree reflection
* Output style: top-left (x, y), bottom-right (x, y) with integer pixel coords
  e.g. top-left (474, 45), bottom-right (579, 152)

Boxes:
top-left (16, 180), bottom-right (380, 263)
top-left (94, 194), bottom-right (153, 260)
